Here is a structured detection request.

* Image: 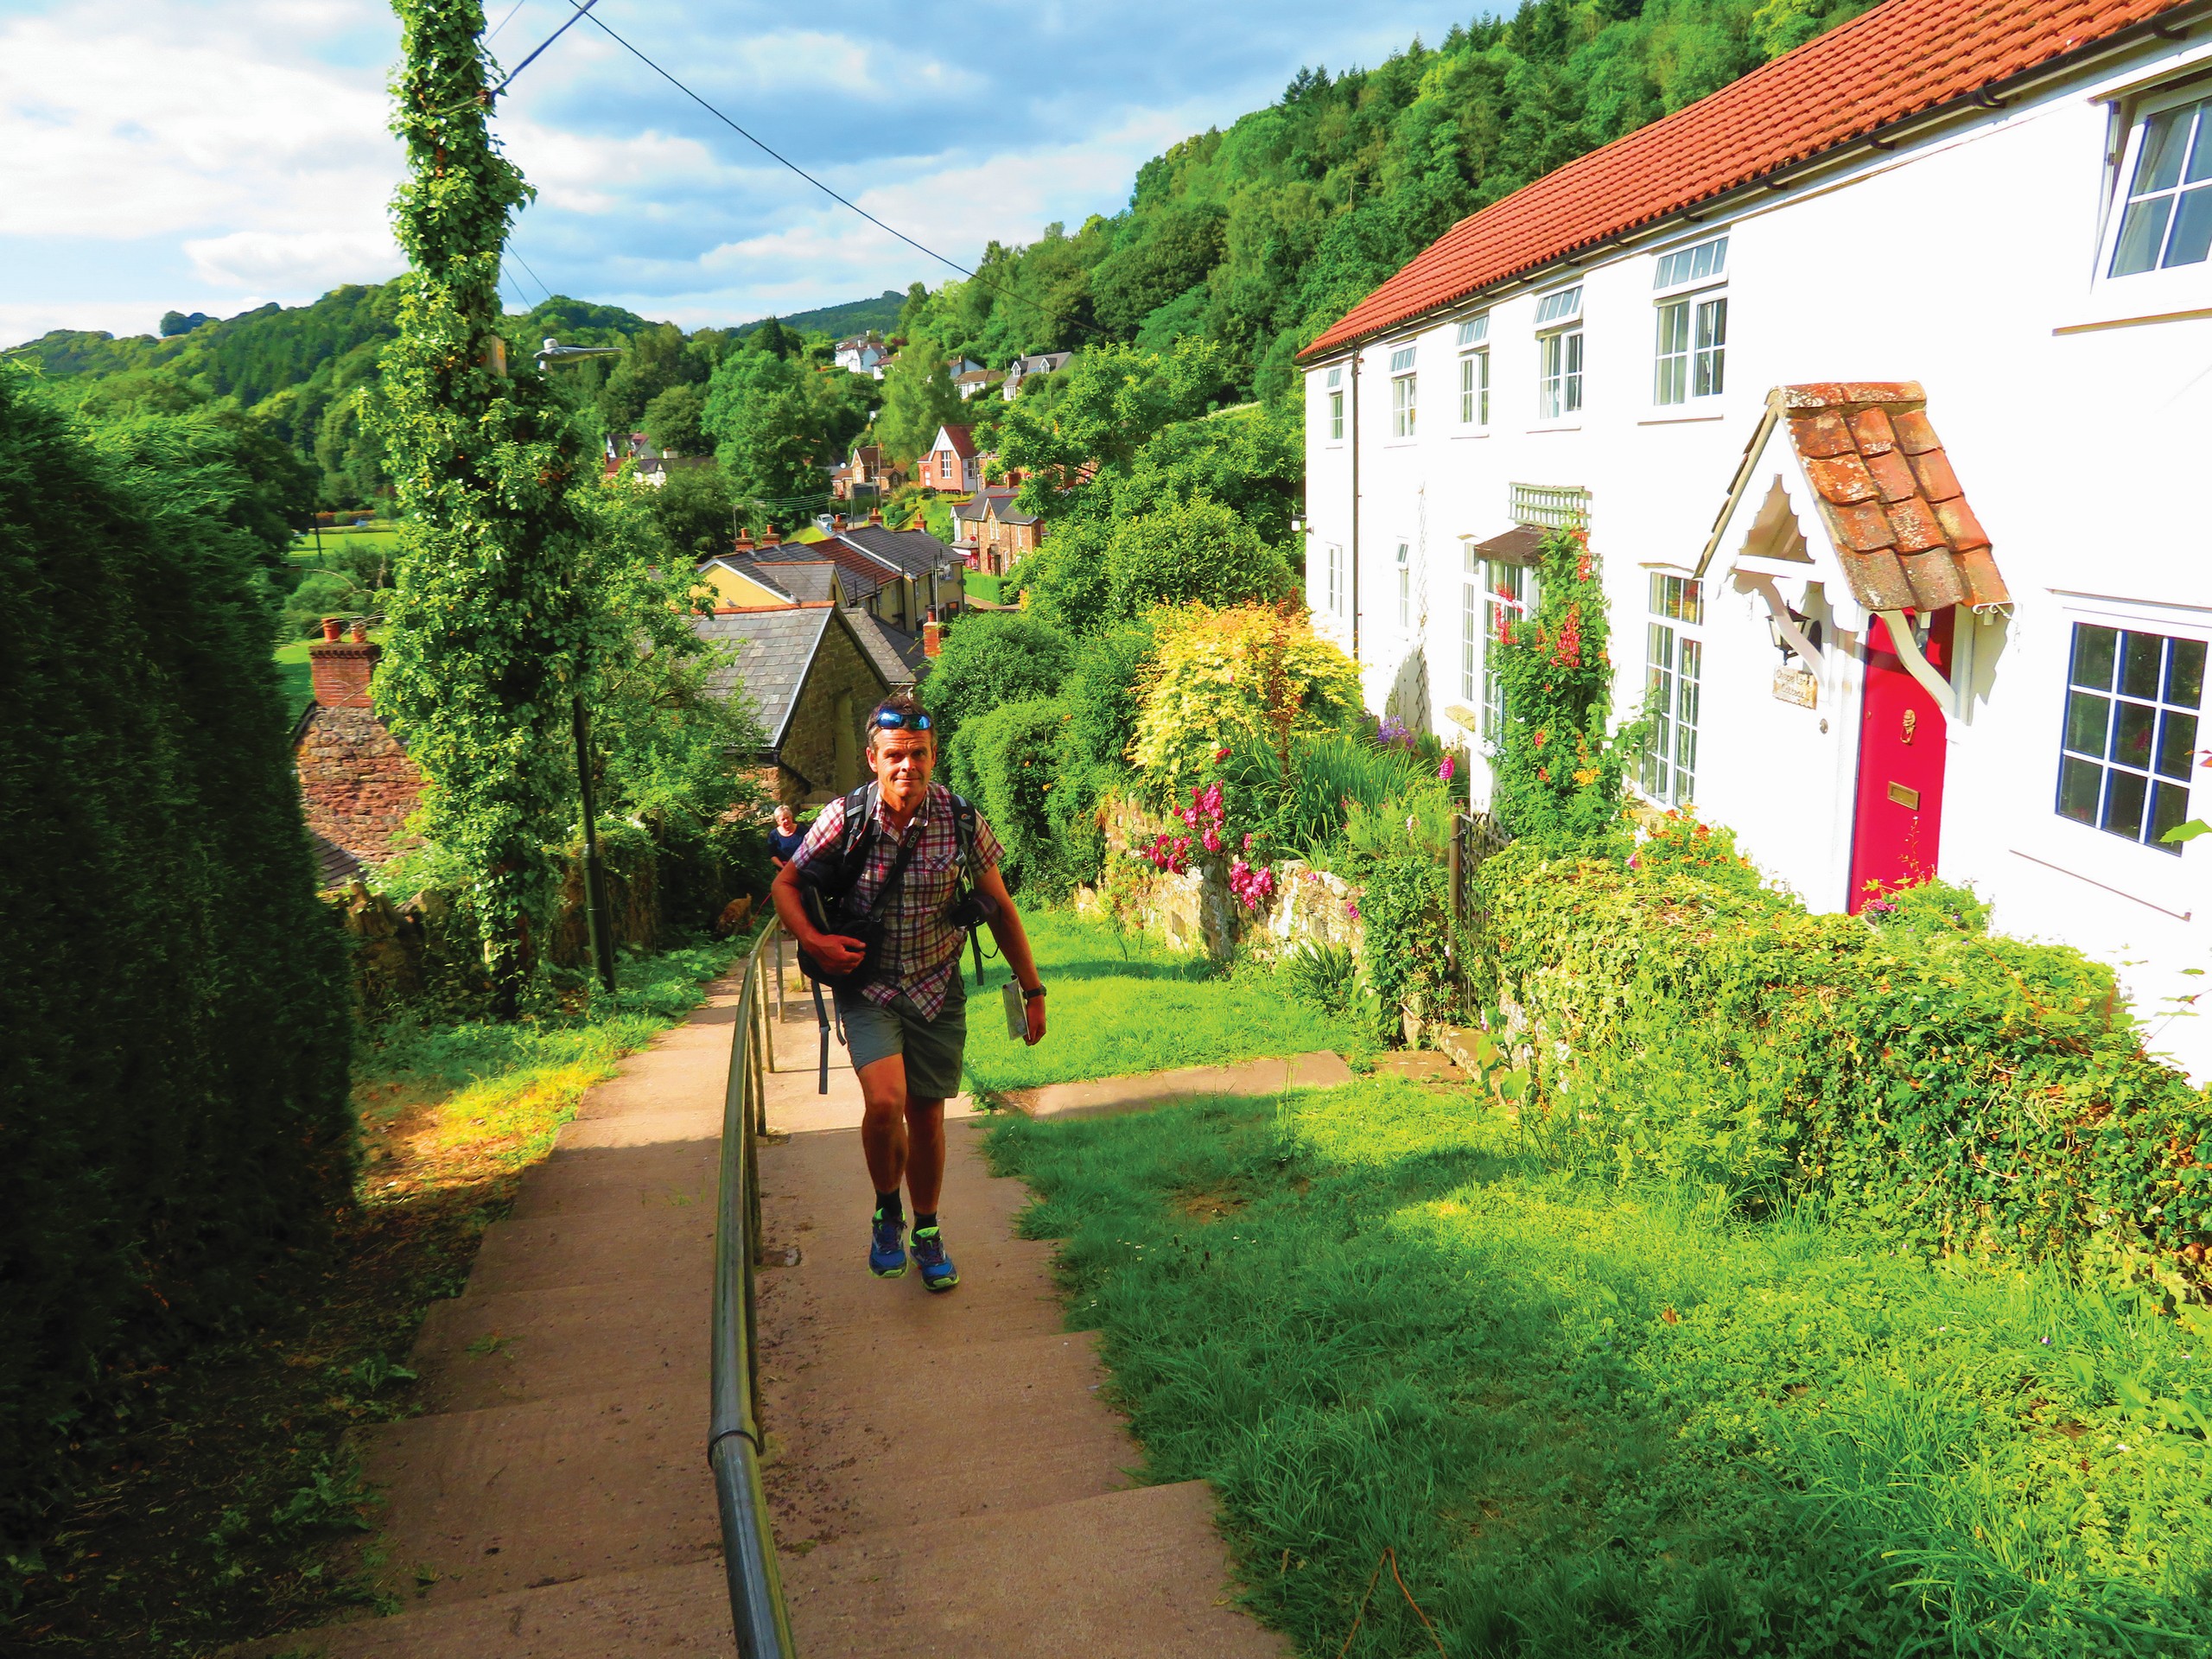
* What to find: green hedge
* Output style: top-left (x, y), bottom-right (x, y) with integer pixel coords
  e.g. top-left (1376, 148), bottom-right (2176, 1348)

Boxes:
top-left (0, 375), bottom-right (353, 1557)
top-left (1476, 820), bottom-right (2211, 1274)
top-left (957, 697), bottom-right (1069, 893)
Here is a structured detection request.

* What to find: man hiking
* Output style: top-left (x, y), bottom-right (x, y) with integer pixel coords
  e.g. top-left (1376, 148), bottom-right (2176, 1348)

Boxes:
top-left (770, 691), bottom-right (1046, 1292)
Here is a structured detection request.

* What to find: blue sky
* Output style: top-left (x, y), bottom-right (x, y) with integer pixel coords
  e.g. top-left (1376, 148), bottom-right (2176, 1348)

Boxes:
top-left (0, 0), bottom-right (1473, 347)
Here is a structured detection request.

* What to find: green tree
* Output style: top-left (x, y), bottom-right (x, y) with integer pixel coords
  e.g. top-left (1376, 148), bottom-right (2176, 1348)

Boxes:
top-left (702, 346), bottom-right (825, 518)
top-left (373, 0), bottom-right (599, 1015)
top-left (1105, 494), bottom-right (1293, 613)
top-left (873, 334), bottom-right (964, 464)
top-left (647, 461), bottom-right (738, 563)
top-left (642, 381), bottom-right (709, 456)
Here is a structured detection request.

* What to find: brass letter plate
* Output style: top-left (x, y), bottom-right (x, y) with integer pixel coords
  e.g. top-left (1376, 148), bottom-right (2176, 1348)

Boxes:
top-left (1887, 781), bottom-right (1920, 810)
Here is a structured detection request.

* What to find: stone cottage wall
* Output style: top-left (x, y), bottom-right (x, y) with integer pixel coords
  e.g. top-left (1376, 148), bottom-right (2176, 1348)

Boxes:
top-left (296, 704), bottom-right (423, 867)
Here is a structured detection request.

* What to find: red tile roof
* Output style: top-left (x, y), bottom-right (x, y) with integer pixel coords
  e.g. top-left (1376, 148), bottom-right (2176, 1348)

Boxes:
top-left (935, 423), bottom-right (977, 459)
top-left (1302, 0), bottom-right (2184, 359)
top-left (1778, 383), bottom-right (2009, 612)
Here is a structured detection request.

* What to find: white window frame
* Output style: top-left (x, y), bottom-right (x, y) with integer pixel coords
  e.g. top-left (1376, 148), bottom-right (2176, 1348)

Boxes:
top-left (1480, 561), bottom-right (1535, 746)
top-left (1389, 344), bottom-right (1418, 438)
top-left (1325, 365), bottom-right (1344, 442)
top-left (1325, 542), bottom-right (1344, 616)
top-left (1395, 542), bottom-right (1412, 631)
top-left (1534, 287), bottom-right (1583, 421)
top-left (1652, 235), bottom-right (1728, 407)
top-left (2056, 618), bottom-right (2204, 855)
top-left (2099, 85), bottom-right (2212, 304)
top-left (1639, 574), bottom-right (1704, 807)
top-left (1458, 313), bottom-right (1491, 428)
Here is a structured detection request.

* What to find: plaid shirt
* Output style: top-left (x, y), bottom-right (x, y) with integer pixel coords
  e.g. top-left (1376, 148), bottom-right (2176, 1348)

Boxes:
top-left (790, 781), bottom-right (1003, 1019)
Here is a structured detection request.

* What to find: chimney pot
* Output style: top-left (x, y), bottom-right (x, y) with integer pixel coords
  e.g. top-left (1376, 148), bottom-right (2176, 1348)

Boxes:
top-left (349, 619), bottom-right (368, 643)
top-left (922, 620), bottom-right (942, 658)
top-left (321, 616), bottom-right (343, 642)
top-left (761, 524), bottom-right (780, 547)
top-left (734, 529), bottom-right (755, 552)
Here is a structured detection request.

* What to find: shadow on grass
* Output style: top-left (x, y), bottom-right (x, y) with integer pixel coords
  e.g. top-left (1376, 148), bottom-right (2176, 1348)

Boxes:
top-left (987, 1083), bottom-right (2212, 1659)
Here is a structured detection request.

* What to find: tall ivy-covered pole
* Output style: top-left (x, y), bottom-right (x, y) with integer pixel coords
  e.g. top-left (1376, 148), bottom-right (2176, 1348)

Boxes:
top-left (376, 0), bottom-right (592, 1014)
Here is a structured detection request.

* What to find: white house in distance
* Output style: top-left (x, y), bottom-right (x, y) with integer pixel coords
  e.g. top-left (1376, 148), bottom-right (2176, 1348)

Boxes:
top-left (1299, 0), bottom-right (2212, 1075)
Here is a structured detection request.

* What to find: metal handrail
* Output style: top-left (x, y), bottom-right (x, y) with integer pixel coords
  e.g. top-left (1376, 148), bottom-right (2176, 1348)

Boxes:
top-left (709, 918), bottom-right (798, 1657)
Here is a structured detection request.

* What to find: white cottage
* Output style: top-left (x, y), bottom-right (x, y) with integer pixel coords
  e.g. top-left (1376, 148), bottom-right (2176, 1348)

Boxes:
top-left (1300, 0), bottom-right (2212, 1074)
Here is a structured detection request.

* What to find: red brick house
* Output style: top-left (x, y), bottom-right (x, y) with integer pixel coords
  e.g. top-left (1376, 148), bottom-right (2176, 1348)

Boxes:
top-left (291, 625), bottom-right (422, 879)
top-left (922, 423), bottom-right (981, 492)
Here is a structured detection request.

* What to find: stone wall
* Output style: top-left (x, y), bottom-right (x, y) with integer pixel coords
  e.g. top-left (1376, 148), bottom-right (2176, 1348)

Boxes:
top-left (779, 614), bottom-right (888, 804)
top-left (296, 703), bottom-right (423, 866)
top-left (1081, 794), bottom-right (1366, 965)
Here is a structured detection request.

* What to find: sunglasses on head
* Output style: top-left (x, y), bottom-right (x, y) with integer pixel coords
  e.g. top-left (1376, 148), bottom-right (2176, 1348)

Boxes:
top-left (869, 707), bottom-right (932, 732)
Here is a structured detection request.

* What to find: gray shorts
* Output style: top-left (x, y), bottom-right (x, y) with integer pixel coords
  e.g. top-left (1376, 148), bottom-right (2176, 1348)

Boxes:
top-left (836, 978), bottom-right (968, 1101)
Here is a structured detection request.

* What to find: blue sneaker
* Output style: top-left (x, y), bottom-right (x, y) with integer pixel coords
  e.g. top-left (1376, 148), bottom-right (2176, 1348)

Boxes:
top-left (869, 1211), bottom-right (907, 1278)
top-left (912, 1225), bottom-right (958, 1293)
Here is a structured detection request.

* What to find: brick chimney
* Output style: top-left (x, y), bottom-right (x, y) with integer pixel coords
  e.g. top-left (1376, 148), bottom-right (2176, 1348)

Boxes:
top-left (760, 523), bottom-right (781, 548)
top-left (734, 528), bottom-right (755, 553)
top-left (308, 635), bottom-right (380, 709)
top-left (922, 619), bottom-right (942, 658)
top-left (868, 506), bottom-right (884, 525)
top-left (832, 513), bottom-right (846, 530)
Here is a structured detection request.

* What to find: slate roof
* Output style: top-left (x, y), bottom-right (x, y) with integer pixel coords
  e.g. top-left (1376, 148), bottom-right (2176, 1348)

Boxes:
top-left (1775, 383), bottom-right (2006, 612)
top-left (830, 523), bottom-right (958, 578)
top-left (310, 830), bottom-right (365, 890)
top-left (691, 607), bottom-right (835, 747)
top-left (746, 558), bottom-right (842, 604)
top-left (1304, 0), bottom-right (2185, 358)
top-left (1007, 351), bottom-right (1072, 377)
top-left (846, 611), bottom-right (928, 688)
top-left (754, 538), bottom-right (887, 602)
top-left (955, 488), bottom-right (1016, 522)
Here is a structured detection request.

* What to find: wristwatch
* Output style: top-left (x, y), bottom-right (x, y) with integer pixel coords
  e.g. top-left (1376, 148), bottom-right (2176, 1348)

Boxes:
top-left (1022, 985), bottom-right (1047, 1001)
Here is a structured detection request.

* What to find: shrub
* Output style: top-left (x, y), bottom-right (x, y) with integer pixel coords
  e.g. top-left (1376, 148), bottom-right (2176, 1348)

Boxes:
top-left (1478, 826), bottom-right (2212, 1274)
top-left (1128, 604), bottom-right (1362, 799)
top-left (924, 610), bottom-right (1074, 765)
top-left (960, 697), bottom-right (1071, 893)
top-left (1104, 494), bottom-right (1294, 613)
top-left (0, 372), bottom-right (353, 1557)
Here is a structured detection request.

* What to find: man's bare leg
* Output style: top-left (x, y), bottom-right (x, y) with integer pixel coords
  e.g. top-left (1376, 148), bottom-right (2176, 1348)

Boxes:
top-left (856, 1052), bottom-right (910, 1197)
top-left (903, 1096), bottom-right (945, 1215)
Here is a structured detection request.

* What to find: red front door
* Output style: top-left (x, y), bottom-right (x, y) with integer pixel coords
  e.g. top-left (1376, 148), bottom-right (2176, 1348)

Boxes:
top-left (1847, 608), bottom-right (1954, 912)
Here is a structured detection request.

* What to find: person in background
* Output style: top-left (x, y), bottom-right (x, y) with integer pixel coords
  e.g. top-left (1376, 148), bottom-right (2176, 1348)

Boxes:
top-left (766, 802), bottom-right (805, 869)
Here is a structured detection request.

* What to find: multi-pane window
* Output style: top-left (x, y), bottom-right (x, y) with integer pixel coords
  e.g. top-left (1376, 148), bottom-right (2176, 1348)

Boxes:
top-left (1481, 562), bottom-right (1534, 744)
top-left (1460, 543), bottom-right (1481, 701)
top-left (2056, 622), bottom-right (2202, 852)
top-left (1640, 575), bottom-right (1704, 805)
top-left (1389, 346), bottom-right (1417, 437)
top-left (1325, 543), bottom-right (1344, 615)
top-left (1654, 234), bottom-right (1727, 406)
top-left (1456, 315), bottom-right (1490, 426)
top-left (1325, 365), bottom-right (1344, 440)
top-left (1395, 543), bottom-right (1412, 630)
top-left (2109, 96), bottom-right (2212, 277)
top-left (1535, 287), bottom-right (1583, 420)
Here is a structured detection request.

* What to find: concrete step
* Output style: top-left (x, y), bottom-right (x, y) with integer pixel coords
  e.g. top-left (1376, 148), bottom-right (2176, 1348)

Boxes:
top-left (781, 1480), bottom-right (1288, 1659)
top-left (509, 1140), bottom-right (720, 1223)
top-left (1001, 1049), bottom-right (1351, 1119)
top-left (464, 1211), bottom-right (713, 1300)
top-left (349, 1388), bottom-right (715, 1610)
top-left (229, 1559), bottom-right (735, 1658)
top-left (411, 1281), bottom-right (706, 1414)
top-left (764, 1329), bottom-right (1132, 1549)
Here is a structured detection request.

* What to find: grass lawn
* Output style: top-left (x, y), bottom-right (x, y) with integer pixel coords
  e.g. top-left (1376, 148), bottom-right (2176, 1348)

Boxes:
top-left (274, 638), bottom-right (315, 721)
top-left (961, 907), bottom-right (1369, 1094)
top-left (10, 938), bottom-right (746, 1655)
top-left (989, 1078), bottom-right (2212, 1659)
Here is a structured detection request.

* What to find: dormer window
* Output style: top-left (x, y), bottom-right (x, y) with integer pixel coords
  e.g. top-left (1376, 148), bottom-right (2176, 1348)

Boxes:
top-left (2108, 93), bottom-right (2212, 276)
top-left (1534, 287), bottom-right (1583, 420)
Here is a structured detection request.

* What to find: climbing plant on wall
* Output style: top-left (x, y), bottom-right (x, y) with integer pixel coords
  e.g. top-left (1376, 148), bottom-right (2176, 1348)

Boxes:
top-left (1487, 528), bottom-right (1639, 850)
top-left (374, 0), bottom-right (596, 1014)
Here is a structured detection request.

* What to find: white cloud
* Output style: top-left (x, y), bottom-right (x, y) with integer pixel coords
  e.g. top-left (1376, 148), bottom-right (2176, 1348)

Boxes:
top-left (0, 1), bottom-right (397, 251)
top-left (183, 227), bottom-right (402, 290)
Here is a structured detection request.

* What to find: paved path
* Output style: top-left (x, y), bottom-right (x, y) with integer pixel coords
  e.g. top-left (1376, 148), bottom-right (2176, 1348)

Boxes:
top-left (243, 954), bottom-right (1310, 1657)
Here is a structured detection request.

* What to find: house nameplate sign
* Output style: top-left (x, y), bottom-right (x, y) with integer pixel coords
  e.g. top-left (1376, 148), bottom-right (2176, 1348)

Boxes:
top-left (1772, 664), bottom-right (1817, 709)
top-left (1888, 782), bottom-right (1921, 810)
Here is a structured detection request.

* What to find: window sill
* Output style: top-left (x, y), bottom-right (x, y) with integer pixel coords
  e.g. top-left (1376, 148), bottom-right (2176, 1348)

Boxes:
top-left (1637, 410), bottom-right (1727, 425)
top-left (2052, 299), bottom-right (2212, 335)
top-left (1525, 422), bottom-right (1584, 435)
top-left (1451, 429), bottom-right (1491, 439)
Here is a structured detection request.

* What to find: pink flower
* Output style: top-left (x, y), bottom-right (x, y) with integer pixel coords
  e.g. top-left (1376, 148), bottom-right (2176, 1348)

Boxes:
top-left (1344, 900), bottom-right (1360, 920)
top-left (1215, 746), bottom-right (1231, 762)
top-left (1439, 756), bottom-right (1455, 783)
top-left (1243, 831), bottom-right (1254, 852)
top-left (1203, 827), bottom-right (1222, 854)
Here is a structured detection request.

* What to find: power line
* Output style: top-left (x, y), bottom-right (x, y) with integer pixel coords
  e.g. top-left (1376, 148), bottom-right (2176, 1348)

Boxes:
top-left (507, 248), bottom-right (557, 307)
top-left (489, 0), bottom-right (601, 101)
top-left (486, 0), bottom-right (530, 43)
top-left (546, 1), bottom-right (1106, 343)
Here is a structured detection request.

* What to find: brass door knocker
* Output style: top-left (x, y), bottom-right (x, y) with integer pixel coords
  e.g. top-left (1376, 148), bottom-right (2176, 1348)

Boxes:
top-left (1901, 709), bottom-right (1917, 745)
